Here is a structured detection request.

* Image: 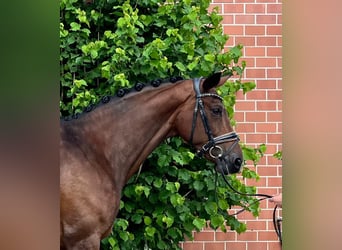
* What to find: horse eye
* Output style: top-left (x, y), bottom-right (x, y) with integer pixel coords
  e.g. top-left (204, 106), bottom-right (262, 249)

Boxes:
top-left (211, 107), bottom-right (222, 116)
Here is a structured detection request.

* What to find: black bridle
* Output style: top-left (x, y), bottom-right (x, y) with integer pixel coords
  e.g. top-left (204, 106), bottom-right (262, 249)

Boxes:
top-left (188, 77), bottom-right (282, 246)
top-left (189, 77), bottom-right (240, 159)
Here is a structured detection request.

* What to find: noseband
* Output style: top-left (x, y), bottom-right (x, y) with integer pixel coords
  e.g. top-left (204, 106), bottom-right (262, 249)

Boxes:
top-left (189, 78), bottom-right (240, 159)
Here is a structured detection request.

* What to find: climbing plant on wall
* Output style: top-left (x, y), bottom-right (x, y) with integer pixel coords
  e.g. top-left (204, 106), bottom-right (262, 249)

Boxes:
top-left (60, 0), bottom-right (264, 249)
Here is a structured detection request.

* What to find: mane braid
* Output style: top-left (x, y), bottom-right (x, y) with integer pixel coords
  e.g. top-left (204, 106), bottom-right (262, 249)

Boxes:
top-left (60, 76), bottom-right (184, 121)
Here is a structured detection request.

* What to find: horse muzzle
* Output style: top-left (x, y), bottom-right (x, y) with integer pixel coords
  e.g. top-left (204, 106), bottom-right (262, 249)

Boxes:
top-left (215, 152), bottom-right (243, 175)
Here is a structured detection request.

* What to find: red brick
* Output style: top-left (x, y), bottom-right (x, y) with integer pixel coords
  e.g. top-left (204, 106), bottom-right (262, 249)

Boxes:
top-left (256, 123), bottom-right (276, 132)
top-left (276, 79), bottom-right (282, 89)
top-left (235, 15), bottom-right (255, 24)
top-left (246, 69), bottom-right (265, 78)
top-left (258, 231), bottom-right (279, 241)
top-left (236, 89), bottom-right (246, 100)
top-left (257, 37), bottom-right (277, 46)
top-left (236, 123), bottom-right (255, 133)
top-left (241, 57), bottom-right (255, 67)
top-left (264, 144), bottom-right (278, 154)
top-left (267, 112), bottom-right (281, 122)
top-left (222, 15), bottom-right (234, 24)
top-left (267, 4), bottom-right (282, 13)
top-left (224, 4), bottom-right (244, 13)
top-left (182, 242), bottom-right (203, 250)
top-left (224, 25), bottom-right (244, 35)
top-left (277, 57), bottom-right (282, 67)
top-left (225, 242), bottom-right (247, 250)
top-left (267, 90), bottom-right (282, 100)
top-left (235, 36), bottom-right (255, 46)
top-left (204, 242), bottom-right (225, 250)
top-left (247, 242), bottom-right (268, 250)
top-left (245, 157), bottom-right (266, 168)
top-left (277, 100), bottom-right (282, 111)
top-left (235, 101), bottom-right (255, 111)
top-left (246, 4), bottom-right (266, 13)
top-left (256, 57), bottom-right (277, 67)
top-left (245, 176), bottom-right (267, 187)
top-left (257, 101), bottom-right (277, 110)
top-left (267, 155), bottom-right (282, 165)
top-left (246, 112), bottom-right (266, 122)
top-left (267, 47), bottom-right (282, 56)
top-left (234, 112), bottom-right (245, 123)
top-left (246, 90), bottom-right (266, 100)
top-left (212, 0), bottom-right (233, 2)
top-left (267, 25), bottom-right (282, 35)
top-left (245, 25), bottom-right (265, 35)
top-left (193, 231), bottom-right (214, 241)
top-left (246, 133), bottom-right (266, 143)
top-left (277, 14), bottom-right (282, 24)
top-left (225, 38), bottom-right (235, 46)
top-left (256, 0), bottom-right (276, 2)
top-left (267, 220), bottom-right (278, 230)
top-left (277, 36), bottom-right (282, 46)
top-left (245, 47), bottom-right (265, 56)
top-left (236, 211), bottom-right (257, 220)
top-left (256, 80), bottom-right (276, 89)
top-left (236, 231), bottom-right (257, 241)
top-left (256, 166), bottom-right (278, 176)
top-left (256, 15), bottom-right (277, 24)
top-left (246, 220), bottom-right (267, 231)
top-left (267, 177), bottom-right (282, 187)
top-left (277, 123), bottom-right (282, 132)
top-left (215, 231), bottom-right (236, 241)
top-left (267, 133), bottom-right (282, 143)
top-left (267, 69), bottom-right (282, 78)
top-left (268, 241), bottom-right (282, 250)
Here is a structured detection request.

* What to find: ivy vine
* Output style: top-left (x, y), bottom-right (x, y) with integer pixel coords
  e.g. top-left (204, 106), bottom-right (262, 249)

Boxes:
top-left (60, 0), bottom-right (266, 249)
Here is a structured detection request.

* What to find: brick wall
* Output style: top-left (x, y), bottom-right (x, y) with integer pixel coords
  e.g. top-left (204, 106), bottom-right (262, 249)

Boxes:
top-left (181, 0), bottom-right (282, 249)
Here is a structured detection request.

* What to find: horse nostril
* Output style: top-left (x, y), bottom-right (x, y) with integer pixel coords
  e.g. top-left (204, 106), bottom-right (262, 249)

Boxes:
top-left (234, 158), bottom-right (242, 168)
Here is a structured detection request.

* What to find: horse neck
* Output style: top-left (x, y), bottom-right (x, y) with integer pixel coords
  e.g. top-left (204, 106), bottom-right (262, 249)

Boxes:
top-left (64, 80), bottom-right (193, 188)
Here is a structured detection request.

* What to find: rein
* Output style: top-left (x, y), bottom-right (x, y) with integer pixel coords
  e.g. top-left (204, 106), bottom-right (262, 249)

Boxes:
top-left (219, 170), bottom-right (282, 246)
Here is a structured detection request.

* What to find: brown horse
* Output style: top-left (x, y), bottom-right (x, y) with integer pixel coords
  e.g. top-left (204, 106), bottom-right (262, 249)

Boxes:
top-left (60, 72), bottom-right (243, 249)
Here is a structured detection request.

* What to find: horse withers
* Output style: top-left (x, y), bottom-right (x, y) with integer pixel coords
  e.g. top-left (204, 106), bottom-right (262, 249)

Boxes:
top-left (60, 72), bottom-right (243, 249)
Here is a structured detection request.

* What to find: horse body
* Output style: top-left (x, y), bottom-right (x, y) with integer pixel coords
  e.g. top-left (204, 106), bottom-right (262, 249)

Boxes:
top-left (60, 73), bottom-right (243, 249)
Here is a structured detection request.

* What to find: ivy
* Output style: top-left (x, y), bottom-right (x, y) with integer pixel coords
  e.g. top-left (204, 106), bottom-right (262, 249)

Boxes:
top-left (60, 0), bottom-right (269, 249)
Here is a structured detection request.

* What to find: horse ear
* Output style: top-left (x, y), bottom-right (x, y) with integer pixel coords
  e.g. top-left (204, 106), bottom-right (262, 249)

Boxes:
top-left (202, 72), bottom-right (232, 92)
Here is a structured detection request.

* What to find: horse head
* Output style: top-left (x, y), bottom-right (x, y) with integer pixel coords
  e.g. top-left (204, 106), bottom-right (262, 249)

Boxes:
top-left (175, 72), bottom-right (243, 175)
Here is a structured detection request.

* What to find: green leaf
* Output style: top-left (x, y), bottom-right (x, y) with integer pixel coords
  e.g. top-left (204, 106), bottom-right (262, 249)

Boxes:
top-left (210, 214), bottom-right (225, 228)
top-left (145, 226), bottom-right (156, 237)
top-left (70, 22), bottom-right (81, 31)
top-left (218, 199), bottom-right (229, 210)
top-left (162, 215), bottom-right (174, 228)
top-left (193, 218), bottom-right (206, 231)
top-left (144, 216), bottom-right (152, 225)
top-left (204, 202), bottom-right (218, 215)
top-left (74, 79), bottom-right (87, 88)
top-left (153, 178), bottom-right (163, 188)
top-left (175, 61), bottom-right (186, 71)
top-left (193, 180), bottom-right (204, 191)
top-left (119, 231), bottom-right (129, 241)
top-left (259, 143), bottom-right (267, 154)
top-left (204, 54), bottom-right (215, 62)
top-left (241, 81), bottom-right (256, 94)
top-left (170, 193), bottom-right (185, 207)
